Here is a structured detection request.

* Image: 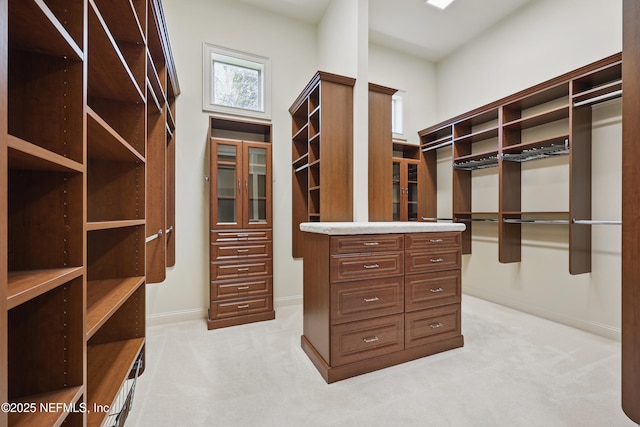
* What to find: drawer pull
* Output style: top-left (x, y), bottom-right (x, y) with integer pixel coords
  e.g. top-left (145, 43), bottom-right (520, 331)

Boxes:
top-left (363, 336), bottom-right (380, 344)
top-left (430, 258), bottom-right (444, 263)
top-left (237, 233), bottom-right (249, 238)
top-left (363, 264), bottom-right (380, 269)
top-left (429, 239), bottom-right (444, 243)
top-left (363, 242), bottom-right (379, 246)
top-left (430, 322), bottom-right (444, 329)
top-left (430, 287), bottom-right (444, 293)
top-left (237, 304), bottom-right (250, 309)
top-left (363, 297), bottom-right (380, 303)
top-left (237, 267), bottom-right (250, 272)
top-left (237, 249), bottom-right (250, 253)
top-left (237, 286), bottom-right (250, 290)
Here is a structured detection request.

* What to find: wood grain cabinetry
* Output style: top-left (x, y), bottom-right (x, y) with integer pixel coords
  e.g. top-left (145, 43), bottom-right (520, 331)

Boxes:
top-left (0, 1), bottom-right (179, 425)
top-left (208, 117), bottom-right (275, 330)
top-left (290, 72), bottom-right (355, 258)
top-left (419, 53), bottom-right (621, 274)
top-left (392, 143), bottom-right (423, 222)
top-left (301, 226), bottom-right (464, 383)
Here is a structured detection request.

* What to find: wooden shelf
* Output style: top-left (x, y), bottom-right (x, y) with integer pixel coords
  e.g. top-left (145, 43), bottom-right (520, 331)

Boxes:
top-left (86, 220), bottom-right (145, 231)
top-left (503, 105), bottom-right (570, 130)
top-left (454, 126), bottom-right (499, 144)
top-left (86, 277), bottom-right (145, 339)
top-left (92, 0), bottom-right (145, 45)
top-left (9, 0), bottom-right (83, 60)
top-left (87, 108), bottom-right (145, 163)
top-left (8, 136), bottom-right (84, 173)
top-left (9, 385), bottom-right (84, 427)
top-left (87, 338), bottom-right (145, 426)
top-left (88, 3), bottom-right (144, 104)
top-left (7, 267), bottom-right (84, 310)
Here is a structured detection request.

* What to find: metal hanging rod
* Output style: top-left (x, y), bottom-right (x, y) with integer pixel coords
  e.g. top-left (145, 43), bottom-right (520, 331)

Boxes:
top-left (294, 163), bottom-right (309, 173)
top-left (456, 218), bottom-right (499, 223)
top-left (146, 229), bottom-right (163, 243)
top-left (573, 89), bottom-right (622, 108)
top-left (166, 225), bottom-right (174, 234)
top-left (503, 219), bottom-right (570, 224)
top-left (421, 217), bottom-right (454, 221)
top-left (573, 219), bottom-right (621, 225)
top-left (501, 139), bottom-right (569, 163)
top-left (453, 155), bottom-right (499, 171)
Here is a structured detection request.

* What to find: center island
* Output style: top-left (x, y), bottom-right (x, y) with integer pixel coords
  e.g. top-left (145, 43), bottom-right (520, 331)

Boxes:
top-left (299, 221), bottom-right (466, 383)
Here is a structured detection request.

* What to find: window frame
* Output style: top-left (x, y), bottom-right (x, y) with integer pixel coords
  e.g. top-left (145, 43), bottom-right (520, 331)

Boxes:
top-left (203, 43), bottom-right (271, 120)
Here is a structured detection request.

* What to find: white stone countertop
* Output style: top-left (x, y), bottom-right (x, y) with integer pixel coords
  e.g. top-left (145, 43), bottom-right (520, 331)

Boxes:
top-left (300, 221), bottom-right (466, 235)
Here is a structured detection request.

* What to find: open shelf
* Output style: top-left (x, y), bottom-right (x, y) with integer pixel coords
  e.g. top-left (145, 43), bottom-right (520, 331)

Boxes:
top-left (503, 105), bottom-right (570, 131)
top-left (87, 108), bottom-right (145, 163)
top-left (87, 160), bottom-right (145, 223)
top-left (87, 277), bottom-right (145, 339)
top-left (87, 338), bottom-right (145, 426)
top-left (502, 137), bottom-right (569, 162)
top-left (8, 136), bottom-right (84, 173)
top-left (9, 385), bottom-right (84, 427)
top-left (7, 267), bottom-right (83, 310)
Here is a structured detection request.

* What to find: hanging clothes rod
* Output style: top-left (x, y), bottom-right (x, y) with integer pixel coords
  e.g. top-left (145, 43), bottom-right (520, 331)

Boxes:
top-left (456, 218), bottom-right (499, 223)
top-left (166, 225), bottom-right (174, 234)
top-left (294, 163), bottom-right (309, 173)
top-left (573, 89), bottom-right (622, 107)
top-left (503, 219), bottom-right (570, 224)
top-left (421, 217), bottom-right (453, 221)
top-left (146, 229), bottom-right (163, 243)
top-left (422, 140), bottom-right (452, 152)
top-left (573, 219), bottom-right (621, 225)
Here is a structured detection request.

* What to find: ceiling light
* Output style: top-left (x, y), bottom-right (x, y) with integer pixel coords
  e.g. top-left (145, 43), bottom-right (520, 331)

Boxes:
top-left (426, 0), bottom-right (455, 10)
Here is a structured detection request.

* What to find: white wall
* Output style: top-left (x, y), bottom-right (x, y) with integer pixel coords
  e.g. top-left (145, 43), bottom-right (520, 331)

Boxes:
top-left (434, 0), bottom-right (623, 338)
top-left (149, 0), bottom-right (318, 324)
top-left (368, 43), bottom-right (437, 147)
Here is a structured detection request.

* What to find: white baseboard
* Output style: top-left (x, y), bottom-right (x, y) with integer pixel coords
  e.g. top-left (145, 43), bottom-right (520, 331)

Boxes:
top-left (463, 287), bottom-right (621, 341)
top-left (146, 308), bottom-right (207, 327)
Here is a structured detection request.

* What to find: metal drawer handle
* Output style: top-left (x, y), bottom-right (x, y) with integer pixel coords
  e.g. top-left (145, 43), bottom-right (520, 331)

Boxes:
top-left (363, 336), bottom-right (380, 344)
top-left (363, 242), bottom-right (379, 246)
top-left (364, 297), bottom-right (380, 303)
top-left (430, 239), bottom-right (444, 243)
top-left (430, 287), bottom-right (444, 293)
top-left (237, 304), bottom-right (250, 309)
top-left (237, 267), bottom-right (250, 272)
top-left (237, 233), bottom-right (249, 238)
top-left (364, 264), bottom-right (380, 269)
top-left (237, 286), bottom-right (250, 290)
top-left (430, 322), bottom-right (444, 329)
top-left (237, 249), bottom-right (250, 253)
top-left (430, 258), bottom-right (444, 263)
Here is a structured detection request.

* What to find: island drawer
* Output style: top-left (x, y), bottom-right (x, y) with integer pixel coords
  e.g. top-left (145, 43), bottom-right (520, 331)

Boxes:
top-left (405, 304), bottom-right (461, 349)
top-left (330, 252), bottom-right (404, 282)
top-left (405, 270), bottom-right (461, 312)
top-left (405, 232), bottom-right (461, 250)
top-left (405, 248), bottom-right (461, 274)
top-left (330, 234), bottom-right (404, 254)
top-left (331, 276), bottom-right (404, 324)
top-left (330, 314), bottom-right (404, 366)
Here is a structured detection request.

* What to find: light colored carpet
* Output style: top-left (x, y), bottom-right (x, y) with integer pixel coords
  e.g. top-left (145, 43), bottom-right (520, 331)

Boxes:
top-left (127, 295), bottom-right (634, 426)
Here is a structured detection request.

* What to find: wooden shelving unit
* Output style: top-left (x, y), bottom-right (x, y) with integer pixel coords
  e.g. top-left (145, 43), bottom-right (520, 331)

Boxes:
top-left (418, 53), bottom-right (621, 274)
top-left (289, 71), bottom-right (355, 258)
top-left (392, 143), bottom-right (423, 222)
top-left (0, 0), bottom-right (179, 425)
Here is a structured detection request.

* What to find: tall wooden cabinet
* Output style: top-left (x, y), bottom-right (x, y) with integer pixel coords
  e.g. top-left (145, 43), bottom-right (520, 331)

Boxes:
top-left (290, 71), bottom-right (355, 258)
top-left (418, 53), bottom-right (621, 273)
top-left (208, 116), bottom-right (275, 330)
top-left (0, 0), bottom-right (179, 425)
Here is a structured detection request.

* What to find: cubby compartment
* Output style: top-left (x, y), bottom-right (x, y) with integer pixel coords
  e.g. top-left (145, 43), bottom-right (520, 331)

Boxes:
top-left (87, 226), bottom-right (145, 281)
top-left (8, 277), bottom-right (84, 426)
top-left (87, 159), bottom-right (145, 224)
top-left (8, 49), bottom-right (84, 163)
top-left (41, 0), bottom-right (85, 50)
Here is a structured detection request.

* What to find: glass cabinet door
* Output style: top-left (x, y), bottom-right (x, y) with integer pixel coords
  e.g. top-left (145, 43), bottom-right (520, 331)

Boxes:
top-left (407, 162), bottom-right (418, 221)
top-left (213, 140), bottom-right (241, 227)
top-left (392, 161), bottom-right (401, 221)
top-left (247, 146), bottom-right (267, 224)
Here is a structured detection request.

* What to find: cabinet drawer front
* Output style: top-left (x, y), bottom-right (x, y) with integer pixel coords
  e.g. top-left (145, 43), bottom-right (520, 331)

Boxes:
top-left (406, 249), bottom-right (460, 274)
top-left (210, 296), bottom-right (273, 319)
top-left (211, 241), bottom-right (272, 261)
top-left (405, 304), bottom-right (461, 349)
top-left (211, 260), bottom-right (272, 281)
top-left (330, 234), bottom-right (404, 254)
top-left (331, 252), bottom-right (403, 282)
top-left (331, 314), bottom-right (404, 366)
top-left (211, 230), bottom-right (272, 242)
top-left (331, 277), bottom-right (404, 324)
top-left (405, 232), bottom-right (460, 250)
top-left (211, 277), bottom-right (272, 300)
top-left (405, 270), bottom-right (461, 312)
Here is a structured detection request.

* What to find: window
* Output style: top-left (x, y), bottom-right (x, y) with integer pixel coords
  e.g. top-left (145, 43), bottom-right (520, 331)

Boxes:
top-left (392, 91), bottom-right (406, 140)
top-left (203, 43), bottom-right (271, 119)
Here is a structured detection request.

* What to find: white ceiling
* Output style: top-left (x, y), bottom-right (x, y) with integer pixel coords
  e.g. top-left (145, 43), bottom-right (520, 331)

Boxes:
top-left (238, 0), bottom-right (534, 62)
